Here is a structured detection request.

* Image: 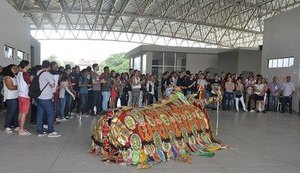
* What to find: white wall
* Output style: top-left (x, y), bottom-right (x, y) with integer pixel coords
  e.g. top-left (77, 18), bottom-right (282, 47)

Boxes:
top-left (262, 7), bottom-right (300, 111)
top-left (238, 49), bottom-right (262, 75)
top-left (187, 53), bottom-right (218, 74)
top-left (0, 0), bottom-right (31, 66)
top-left (30, 37), bottom-right (41, 66)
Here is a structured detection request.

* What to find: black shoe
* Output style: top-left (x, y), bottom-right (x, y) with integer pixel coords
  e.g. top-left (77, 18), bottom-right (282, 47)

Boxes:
top-left (262, 111), bottom-right (266, 113)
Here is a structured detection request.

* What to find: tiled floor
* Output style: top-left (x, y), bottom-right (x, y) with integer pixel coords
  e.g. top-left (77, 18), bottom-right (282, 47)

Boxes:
top-left (0, 110), bottom-right (300, 173)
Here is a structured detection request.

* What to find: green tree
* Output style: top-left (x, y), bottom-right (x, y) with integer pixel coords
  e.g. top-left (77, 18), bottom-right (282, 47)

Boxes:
top-left (63, 60), bottom-right (75, 67)
top-left (46, 55), bottom-right (63, 66)
top-left (99, 53), bottom-right (129, 73)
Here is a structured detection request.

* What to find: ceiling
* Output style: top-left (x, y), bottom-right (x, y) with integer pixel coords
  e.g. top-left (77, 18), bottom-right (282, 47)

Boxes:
top-left (6, 0), bottom-right (300, 47)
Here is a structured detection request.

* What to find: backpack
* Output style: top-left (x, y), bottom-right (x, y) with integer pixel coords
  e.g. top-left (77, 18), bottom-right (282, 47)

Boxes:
top-left (28, 71), bottom-right (48, 99)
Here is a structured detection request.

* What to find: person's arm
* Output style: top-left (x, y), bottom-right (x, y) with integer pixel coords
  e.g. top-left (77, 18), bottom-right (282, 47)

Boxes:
top-left (79, 77), bottom-right (87, 87)
top-left (45, 73), bottom-right (55, 88)
top-left (146, 82), bottom-right (150, 92)
top-left (4, 77), bottom-right (17, 90)
top-left (64, 83), bottom-right (75, 99)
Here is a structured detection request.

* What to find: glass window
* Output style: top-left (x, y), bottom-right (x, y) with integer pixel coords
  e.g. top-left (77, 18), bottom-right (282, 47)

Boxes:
top-left (176, 53), bottom-right (187, 66)
top-left (164, 52), bottom-right (175, 66)
top-left (277, 59), bottom-right (283, 67)
top-left (4, 45), bottom-right (14, 59)
top-left (283, 58), bottom-right (289, 67)
top-left (267, 57), bottom-right (294, 68)
top-left (152, 52), bottom-right (163, 65)
top-left (152, 67), bottom-right (163, 80)
top-left (289, 57), bottom-right (294, 66)
top-left (164, 66), bottom-right (175, 73)
top-left (17, 50), bottom-right (25, 60)
top-left (133, 56), bottom-right (141, 71)
top-left (142, 54), bottom-right (147, 74)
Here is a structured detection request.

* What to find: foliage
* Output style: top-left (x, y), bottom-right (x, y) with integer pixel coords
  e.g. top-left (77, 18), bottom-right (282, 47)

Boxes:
top-left (99, 53), bottom-right (129, 73)
top-left (46, 55), bottom-right (75, 67)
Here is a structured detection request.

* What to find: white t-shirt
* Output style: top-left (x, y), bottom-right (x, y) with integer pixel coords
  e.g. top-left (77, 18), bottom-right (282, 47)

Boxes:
top-left (282, 82), bottom-right (295, 97)
top-left (3, 76), bottom-right (18, 101)
top-left (197, 79), bottom-right (207, 88)
top-left (37, 70), bottom-right (55, 100)
top-left (16, 72), bottom-right (29, 98)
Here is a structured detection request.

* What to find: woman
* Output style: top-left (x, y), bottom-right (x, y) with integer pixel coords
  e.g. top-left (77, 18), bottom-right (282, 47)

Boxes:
top-left (131, 70), bottom-right (141, 107)
top-left (146, 75), bottom-right (155, 105)
top-left (224, 76), bottom-right (235, 111)
top-left (3, 64), bottom-right (19, 133)
top-left (254, 78), bottom-right (266, 113)
top-left (235, 77), bottom-right (247, 112)
top-left (110, 70), bottom-right (118, 109)
top-left (58, 72), bottom-right (75, 121)
top-left (78, 69), bottom-right (89, 117)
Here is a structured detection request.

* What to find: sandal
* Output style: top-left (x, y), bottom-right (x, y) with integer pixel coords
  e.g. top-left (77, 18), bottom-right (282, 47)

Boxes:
top-left (19, 130), bottom-right (32, 136)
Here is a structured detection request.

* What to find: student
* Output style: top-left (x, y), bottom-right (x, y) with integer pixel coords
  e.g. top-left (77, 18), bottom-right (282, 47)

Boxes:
top-left (235, 77), bottom-right (247, 112)
top-left (254, 78), bottom-right (266, 113)
top-left (57, 72), bottom-right (75, 121)
top-left (36, 60), bottom-right (61, 138)
top-left (78, 69), bottom-right (90, 117)
top-left (146, 75), bottom-right (155, 105)
top-left (16, 60), bottom-right (32, 135)
top-left (3, 64), bottom-right (19, 133)
top-left (224, 76), bottom-right (235, 111)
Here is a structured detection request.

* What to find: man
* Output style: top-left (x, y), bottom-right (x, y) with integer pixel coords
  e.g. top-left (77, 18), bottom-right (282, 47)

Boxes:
top-left (99, 66), bottom-right (113, 113)
top-left (36, 60), bottom-right (61, 137)
top-left (268, 76), bottom-right (280, 111)
top-left (16, 60), bottom-right (31, 135)
top-left (210, 73), bottom-right (221, 110)
top-left (91, 64), bottom-right (101, 115)
top-left (281, 76), bottom-right (295, 114)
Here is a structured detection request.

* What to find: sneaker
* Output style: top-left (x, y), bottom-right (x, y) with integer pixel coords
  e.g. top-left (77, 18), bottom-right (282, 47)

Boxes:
top-left (14, 127), bottom-right (20, 132)
top-left (19, 130), bottom-right (32, 136)
top-left (82, 114), bottom-right (89, 117)
top-left (61, 118), bottom-right (68, 121)
top-left (250, 109), bottom-right (255, 113)
top-left (244, 109), bottom-right (248, 112)
top-left (38, 132), bottom-right (47, 137)
top-left (4, 127), bottom-right (12, 133)
top-left (47, 132), bottom-right (61, 138)
top-left (43, 125), bottom-right (48, 130)
top-left (56, 118), bottom-right (63, 122)
top-left (69, 115), bottom-right (74, 119)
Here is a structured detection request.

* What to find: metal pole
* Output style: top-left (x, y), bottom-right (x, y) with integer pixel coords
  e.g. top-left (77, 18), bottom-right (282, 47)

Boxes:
top-left (216, 101), bottom-right (219, 136)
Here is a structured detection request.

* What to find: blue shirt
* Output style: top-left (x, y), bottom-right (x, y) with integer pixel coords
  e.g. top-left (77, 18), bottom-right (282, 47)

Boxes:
top-left (79, 76), bottom-right (88, 94)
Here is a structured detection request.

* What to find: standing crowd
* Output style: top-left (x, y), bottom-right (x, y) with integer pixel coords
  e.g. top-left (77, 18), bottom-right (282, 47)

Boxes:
top-left (0, 61), bottom-right (296, 137)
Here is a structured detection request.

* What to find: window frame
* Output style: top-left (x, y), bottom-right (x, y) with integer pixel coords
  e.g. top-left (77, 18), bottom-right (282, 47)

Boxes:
top-left (267, 57), bottom-right (294, 69)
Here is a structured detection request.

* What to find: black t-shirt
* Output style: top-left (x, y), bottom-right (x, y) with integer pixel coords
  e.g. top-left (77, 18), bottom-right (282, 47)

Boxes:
top-left (176, 76), bottom-right (185, 87)
top-left (184, 77), bottom-right (196, 91)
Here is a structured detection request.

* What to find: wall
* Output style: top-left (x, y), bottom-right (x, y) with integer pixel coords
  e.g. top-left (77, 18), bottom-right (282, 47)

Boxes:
top-left (238, 49), bottom-right (262, 75)
top-left (217, 50), bottom-right (239, 74)
top-left (0, 0), bottom-right (31, 66)
top-left (262, 7), bottom-right (300, 112)
top-left (30, 37), bottom-right (41, 66)
top-left (187, 53), bottom-right (218, 74)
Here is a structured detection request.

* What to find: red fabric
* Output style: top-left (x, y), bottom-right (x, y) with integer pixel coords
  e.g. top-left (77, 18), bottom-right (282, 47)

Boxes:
top-left (23, 72), bottom-right (31, 84)
top-left (18, 97), bottom-right (30, 114)
top-left (111, 88), bottom-right (118, 99)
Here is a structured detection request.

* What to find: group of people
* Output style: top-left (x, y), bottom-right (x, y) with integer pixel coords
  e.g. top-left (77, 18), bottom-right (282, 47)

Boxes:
top-left (160, 71), bottom-right (295, 114)
top-left (0, 61), bottom-right (296, 137)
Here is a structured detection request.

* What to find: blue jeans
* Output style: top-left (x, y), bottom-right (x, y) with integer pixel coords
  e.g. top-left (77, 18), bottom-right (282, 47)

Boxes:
top-left (92, 90), bottom-right (102, 113)
top-left (59, 98), bottom-right (66, 118)
top-left (36, 99), bottom-right (55, 134)
top-left (224, 92), bottom-right (233, 110)
top-left (65, 93), bottom-right (72, 116)
top-left (79, 93), bottom-right (88, 114)
top-left (102, 91), bottom-right (110, 111)
top-left (281, 96), bottom-right (292, 113)
top-left (269, 95), bottom-right (279, 111)
top-left (4, 99), bottom-right (19, 128)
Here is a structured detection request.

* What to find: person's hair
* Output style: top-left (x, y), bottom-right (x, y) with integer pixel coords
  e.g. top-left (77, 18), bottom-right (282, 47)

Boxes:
top-left (92, 63), bottom-right (98, 69)
top-left (60, 72), bottom-right (68, 81)
top-left (214, 73), bottom-right (219, 77)
top-left (236, 77), bottom-right (243, 82)
top-left (30, 65), bottom-right (42, 76)
top-left (186, 70), bottom-right (191, 75)
top-left (19, 60), bottom-right (30, 69)
top-left (104, 66), bottom-right (109, 71)
top-left (42, 60), bottom-right (51, 69)
top-left (65, 64), bottom-right (71, 70)
top-left (3, 64), bottom-right (17, 77)
top-left (86, 66), bottom-right (92, 72)
top-left (81, 69), bottom-right (87, 74)
top-left (50, 61), bottom-right (57, 68)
